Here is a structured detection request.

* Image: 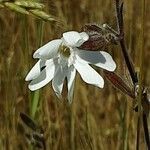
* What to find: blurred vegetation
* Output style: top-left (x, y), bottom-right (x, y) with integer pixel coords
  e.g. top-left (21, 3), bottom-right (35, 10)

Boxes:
top-left (0, 0), bottom-right (150, 149)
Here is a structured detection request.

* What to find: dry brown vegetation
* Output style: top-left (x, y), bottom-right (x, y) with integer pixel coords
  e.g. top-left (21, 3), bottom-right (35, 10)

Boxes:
top-left (0, 0), bottom-right (150, 149)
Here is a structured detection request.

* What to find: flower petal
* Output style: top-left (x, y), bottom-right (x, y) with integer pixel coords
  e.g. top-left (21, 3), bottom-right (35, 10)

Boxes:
top-left (28, 60), bottom-right (55, 91)
top-left (52, 66), bottom-right (67, 98)
top-left (25, 59), bottom-right (47, 81)
top-left (63, 31), bottom-right (89, 47)
top-left (76, 50), bottom-right (116, 71)
top-left (80, 32), bottom-right (89, 41)
top-left (74, 59), bottom-right (104, 88)
top-left (33, 39), bottom-right (62, 59)
top-left (67, 66), bottom-right (76, 103)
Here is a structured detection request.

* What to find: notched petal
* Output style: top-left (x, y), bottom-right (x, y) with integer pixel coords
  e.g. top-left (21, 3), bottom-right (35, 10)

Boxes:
top-left (76, 50), bottom-right (116, 71)
top-left (25, 60), bottom-right (46, 81)
top-left (74, 59), bottom-right (104, 88)
top-left (33, 39), bottom-right (62, 59)
top-left (67, 66), bottom-right (76, 103)
top-left (63, 31), bottom-right (89, 47)
top-left (52, 66), bottom-right (67, 98)
top-left (28, 61), bottom-right (55, 91)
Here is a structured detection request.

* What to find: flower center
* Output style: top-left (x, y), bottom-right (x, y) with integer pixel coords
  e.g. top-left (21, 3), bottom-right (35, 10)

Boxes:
top-left (59, 44), bottom-right (71, 58)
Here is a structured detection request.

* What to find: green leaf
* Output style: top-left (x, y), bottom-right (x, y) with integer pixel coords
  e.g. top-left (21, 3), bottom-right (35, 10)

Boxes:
top-left (15, 0), bottom-right (44, 9)
top-left (4, 2), bottom-right (29, 14)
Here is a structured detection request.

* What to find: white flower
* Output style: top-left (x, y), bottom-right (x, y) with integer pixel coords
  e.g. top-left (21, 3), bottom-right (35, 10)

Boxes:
top-left (25, 31), bottom-right (116, 102)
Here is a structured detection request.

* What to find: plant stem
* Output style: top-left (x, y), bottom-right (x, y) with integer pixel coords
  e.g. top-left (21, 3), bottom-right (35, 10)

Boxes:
top-left (70, 102), bottom-right (75, 150)
top-left (136, 0), bottom-right (147, 149)
top-left (115, 0), bottom-right (138, 84)
top-left (31, 90), bottom-right (40, 118)
top-left (143, 113), bottom-right (150, 149)
top-left (30, 21), bottom-right (44, 119)
top-left (30, 21), bottom-right (44, 150)
top-left (115, 0), bottom-right (150, 149)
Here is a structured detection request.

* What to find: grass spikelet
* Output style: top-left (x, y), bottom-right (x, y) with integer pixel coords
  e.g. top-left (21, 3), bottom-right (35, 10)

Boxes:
top-left (14, 0), bottom-right (45, 9)
top-left (29, 9), bottom-right (56, 21)
top-left (4, 2), bottom-right (29, 14)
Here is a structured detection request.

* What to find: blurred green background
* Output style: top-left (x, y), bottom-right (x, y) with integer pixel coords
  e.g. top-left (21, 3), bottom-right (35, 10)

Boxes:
top-left (0, 0), bottom-right (150, 149)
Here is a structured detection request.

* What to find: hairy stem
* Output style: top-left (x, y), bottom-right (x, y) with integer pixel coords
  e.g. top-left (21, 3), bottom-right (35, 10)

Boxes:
top-left (115, 0), bottom-right (138, 84)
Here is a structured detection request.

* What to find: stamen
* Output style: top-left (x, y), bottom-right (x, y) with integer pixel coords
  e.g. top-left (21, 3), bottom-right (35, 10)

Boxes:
top-left (59, 44), bottom-right (71, 58)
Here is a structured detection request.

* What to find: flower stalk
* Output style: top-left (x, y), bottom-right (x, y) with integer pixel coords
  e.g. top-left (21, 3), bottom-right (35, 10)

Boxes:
top-left (30, 21), bottom-right (44, 119)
